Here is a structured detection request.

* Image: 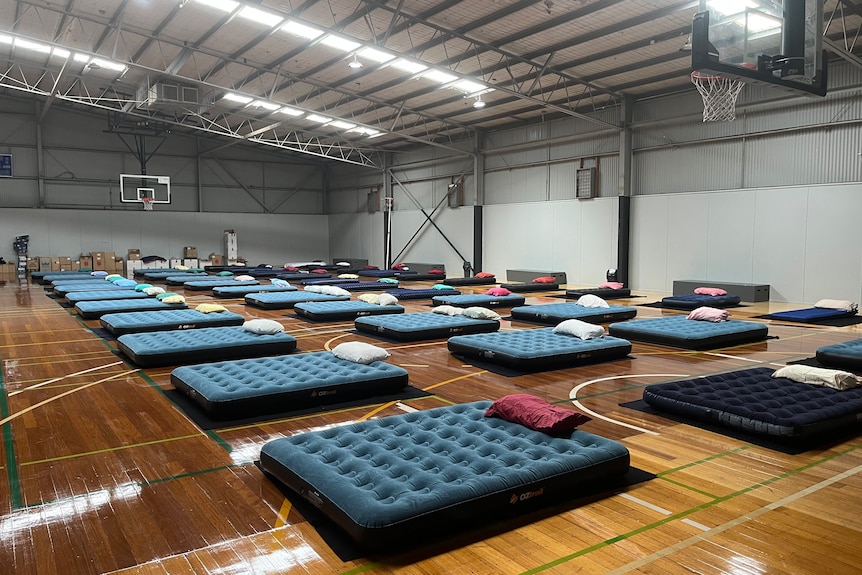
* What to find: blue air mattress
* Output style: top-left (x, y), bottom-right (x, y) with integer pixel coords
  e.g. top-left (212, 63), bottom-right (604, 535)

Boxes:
top-left (442, 276), bottom-right (498, 286)
top-left (99, 309), bottom-right (246, 336)
top-left (133, 268), bottom-right (205, 277)
top-left (338, 281), bottom-right (400, 291)
top-left (183, 279), bottom-right (260, 290)
top-left (294, 301), bottom-right (405, 321)
top-left (170, 352), bottom-right (409, 419)
top-left (75, 298), bottom-right (188, 319)
top-left (816, 338), bottom-right (862, 371)
top-left (448, 329), bottom-right (632, 371)
top-left (117, 326), bottom-right (297, 367)
top-left (244, 291), bottom-right (350, 310)
top-left (143, 271), bottom-right (208, 281)
top-left (355, 312), bottom-right (500, 341)
top-left (164, 274), bottom-right (218, 285)
top-left (608, 316), bottom-right (768, 350)
top-left (431, 293), bottom-right (526, 308)
top-left (65, 290), bottom-right (150, 303)
top-left (510, 303), bottom-right (637, 325)
top-left (260, 401), bottom-right (630, 550)
top-left (278, 272), bottom-right (332, 280)
top-left (212, 284), bottom-right (298, 298)
top-left (300, 278), bottom-right (360, 285)
top-left (36, 272), bottom-right (96, 284)
top-left (643, 367), bottom-right (862, 439)
top-left (392, 273), bottom-right (446, 281)
top-left (53, 282), bottom-right (126, 295)
top-left (385, 288), bottom-right (461, 300)
top-left (357, 269), bottom-right (417, 278)
top-left (660, 294), bottom-right (742, 310)
top-left (565, 287), bottom-right (632, 299)
top-left (499, 282), bottom-right (560, 292)
top-left (764, 307), bottom-right (857, 323)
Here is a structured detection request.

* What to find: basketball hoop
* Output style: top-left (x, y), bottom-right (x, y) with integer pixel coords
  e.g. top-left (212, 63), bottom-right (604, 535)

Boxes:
top-left (691, 70), bottom-right (746, 122)
top-left (141, 197), bottom-right (155, 211)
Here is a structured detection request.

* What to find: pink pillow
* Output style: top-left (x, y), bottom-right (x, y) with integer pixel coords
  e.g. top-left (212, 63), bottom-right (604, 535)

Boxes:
top-left (284, 266), bottom-right (299, 272)
top-left (687, 306), bottom-right (730, 322)
top-left (392, 263), bottom-right (407, 270)
top-left (475, 272), bottom-right (495, 279)
top-left (485, 287), bottom-right (512, 296)
top-left (485, 394), bottom-right (591, 434)
top-left (311, 268), bottom-right (328, 274)
top-left (532, 276), bottom-right (556, 284)
top-left (363, 265), bottom-right (379, 270)
top-left (429, 269), bottom-right (445, 275)
top-left (694, 287), bottom-right (727, 296)
top-left (598, 282), bottom-right (625, 290)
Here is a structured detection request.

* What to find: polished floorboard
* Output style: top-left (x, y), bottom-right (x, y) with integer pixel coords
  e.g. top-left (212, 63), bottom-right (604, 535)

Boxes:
top-left (1, 273), bottom-right (861, 574)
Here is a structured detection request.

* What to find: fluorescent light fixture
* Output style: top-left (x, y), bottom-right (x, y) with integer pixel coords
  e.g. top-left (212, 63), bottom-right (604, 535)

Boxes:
top-left (193, 0), bottom-right (239, 13)
top-left (89, 58), bottom-right (127, 72)
top-left (348, 126), bottom-right (381, 137)
top-left (251, 100), bottom-right (279, 111)
top-left (305, 114), bottom-right (332, 123)
top-left (389, 58), bottom-right (427, 74)
top-left (238, 6), bottom-right (282, 27)
top-left (357, 47), bottom-right (395, 63)
top-left (0, 35), bottom-right (13, 45)
top-left (319, 35), bottom-right (360, 52)
top-left (328, 120), bottom-right (356, 130)
top-left (348, 54), bottom-right (363, 69)
top-left (73, 53), bottom-right (90, 63)
top-left (281, 20), bottom-right (324, 40)
top-left (15, 38), bottom-right (51, 54)
top-left (453, 79), bottom-right (486, 94)
top-left (472, 96), bottom-right (486, 109)
top-left (422, 69), bottom-right (457, 84)
top-left (222, 92), bottom-right (253, 104)
top-left (52, 47), bottom-right (70, 58)
top-left (278, 106), bottom-right (304, 117)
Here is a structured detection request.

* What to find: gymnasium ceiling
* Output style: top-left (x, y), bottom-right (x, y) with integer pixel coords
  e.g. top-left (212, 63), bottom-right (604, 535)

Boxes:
top-left (1, 0), bottom-right (861, 167)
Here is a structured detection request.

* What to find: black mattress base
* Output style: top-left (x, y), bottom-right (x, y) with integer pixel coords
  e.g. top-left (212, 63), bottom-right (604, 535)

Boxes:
top-left (117, 338), bottom-right (297, 368)
top-left (442, 277), bottom-right (498, 286)
top-left (565, 288), bottom-right (632, 299)
top-left (448, 338), bottom-right (632, 372)
top-left (354, 321), bottom-right (499, 342)
top-left (499, 282), bottom-right (559, 293)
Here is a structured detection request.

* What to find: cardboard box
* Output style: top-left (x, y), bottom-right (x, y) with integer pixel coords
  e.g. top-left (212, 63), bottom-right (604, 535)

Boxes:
top-left (27, 258), bottom-right (38, 271)
top-left (127, 249), bottom-right (141, 260)
top-left (39, 257), bottom-right (52, 271)
top-left (79, 256), bottom-right (93, 270)
top-left (208, 253), bottom-right (224, 266)
top-left (183, 246), bottom-right (198, 258)
top-left (51, 258), bottom-right (61, 271)
top-left (0, 264), bottom-right (16, 275)
top-left (182, 258), bottom-right (199, 268)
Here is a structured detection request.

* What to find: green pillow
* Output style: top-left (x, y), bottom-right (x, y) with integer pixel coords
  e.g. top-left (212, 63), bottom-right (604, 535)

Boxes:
top-left (156, 292), bottom-right (176, 300)
top-left (105, 274), bottom-right (123, 282)
top-left (134, 283), bottom-right (153, 292)
top-left (378, 277), bottom-right (398, 284)
top-left (217, 271), bottom-right (234, 277)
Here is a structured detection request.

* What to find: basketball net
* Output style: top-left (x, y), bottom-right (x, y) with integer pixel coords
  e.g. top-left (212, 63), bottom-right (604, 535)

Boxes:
top-left (691, 71), bottom-right (745, 122)
top-left (142, 197), bottom-right (154, 211)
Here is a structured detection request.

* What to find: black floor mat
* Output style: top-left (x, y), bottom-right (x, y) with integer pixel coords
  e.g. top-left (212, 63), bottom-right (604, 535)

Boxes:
top-left (164, 386), bottom-right (433, 430)
top-left (752, 314), bottom-right (862, 327)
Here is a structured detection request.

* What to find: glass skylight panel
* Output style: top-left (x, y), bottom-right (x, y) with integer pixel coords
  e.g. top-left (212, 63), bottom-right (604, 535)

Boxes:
top-left (389, 59), bottom-right (427, 74)
top-left (422, 70), bottom-right (457, 84)
top-left (278, 106), bottom-right (304, 117)
top-left (319, 35), bottom-right (360, 52)
top-left (193, 0), bottom-right (239, 13)
top-left (251, 100), bottom-right (279, 111)
top-left (453, 79), bottom-right (487, 94)
top-left (357, 47), bottom-right (395, 63)
top-left (281, 20), bottom-right (324, 40)
top-left (237, 6), bottom-right (282, 27)
top-left (328, 120), bottom-right (356, 130)
top-left (306, 114), bottom-right (332, 123)
top-left (222, 92), bottom-right (253, 104)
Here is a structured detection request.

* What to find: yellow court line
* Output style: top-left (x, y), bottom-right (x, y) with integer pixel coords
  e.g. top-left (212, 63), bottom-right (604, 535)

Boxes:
top-left (9, 360), bottom-right (124, 396)
top-left (422, 370), bottom-right (489, 393)
top-left (274, 499), bottom-right (292, 528)
top-left (22, 433), bottom-right (204, 466)
top-left (0, 338), bottom-right (105, 349)
top-left (7, 351), bottom-right (119, 364)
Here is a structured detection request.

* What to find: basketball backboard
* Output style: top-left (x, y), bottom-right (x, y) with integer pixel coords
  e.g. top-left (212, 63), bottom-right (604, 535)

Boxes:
top-left (119, 174), bottom-right (171, 204)
top-left (691, 0), bottom-right (826, 97)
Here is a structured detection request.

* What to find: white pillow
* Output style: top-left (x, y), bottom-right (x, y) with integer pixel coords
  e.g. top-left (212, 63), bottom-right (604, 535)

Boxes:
top-left (375, 293), bottom-right (399, 306)
top-left (143, 286), bottom-right (166, 296)
top-left (432, 305), bottom-right (463, 316)
top-left (304, 285), bottom-right (324, 293)
top-left (772, 365), bottom-right (860, 390)
top-left (320, 285), bottom-right (351, 297)
top-left (814, 299), bottom-right (858, 312)
top-left (576, 294), bottom-right (609, 308)
top-left (338, 273), bottom-right (359, 279)
top-left (242, 319), bottom-right (285, 335)
top-left (358, 293), bottom-right (379, 304)
top-left (234, 275), bottom-right (255, 281)
top-left (461, 306), bottom-right (501, 320)
top-left (332, 341), bottom-right (390, 364)
top-left (336, 261), bottom-right (350, 266)
top-left (270, 278), bottom-right (290, 286)
top-left (553, 319), bottom-right (605, 339)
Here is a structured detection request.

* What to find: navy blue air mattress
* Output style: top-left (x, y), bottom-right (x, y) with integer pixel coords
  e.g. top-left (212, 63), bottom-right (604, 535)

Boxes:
top-left (171, 352), bottom-right (409, 418)
top-left (510, 303), bottom-right (637, 325)
top-left (442, 276), bottom-right (498, 286)
top-left (36, 273), bottom-right (96, 284)
top-left (143, 271), bottom-right (208, 281)
top-left (608, 316), bottom-right (768, 350)
top-left (499, 282), bottom-right (560, 293)
top-left (643, 367), bottom-right (862, 439)
top-left (259, 401), bottom-right (630, 550)
top-left (183, 279), bottom-right (260, 290)
top-left (565, 287), bottom-right (632, 299)
top-left (385, 288), bottom-right (461, 300)
top-left (133, 268), bottom-right (205, 278)
top-left (75, 298), bottom-right (188, 319)
top-left (355, 312), bottom-right (500, 341)
top-left (765, 307), bottom-right (857, 323)
top-left (816, 338), bottom-right (862, 371)
top-left (660, 294), bottom-right (742, 310)
top-left (212, 284), bottom-right (298, 298)
top-left (293, 301), bottom-right (405, 321)
top-left (53, 282), bottom-right (128, 295)
top-left (448, 329), bottom-right (632, 371)
top-left (117, 326), bottom-right (297, 367)
top-left (244, 291), bottom-right (350, 310)
top-left (431, 293), bottom-right (525, 308)
top-left (336, 282), bottom-right (398, 292)
top-left (164, 274), bottom-right (218, 285)
top-left (65, 290), bottom-right (150, 303)
top-left (357, 269), bottom-right (418, 278)
top-left (99, 309), bottom-right (246, 336)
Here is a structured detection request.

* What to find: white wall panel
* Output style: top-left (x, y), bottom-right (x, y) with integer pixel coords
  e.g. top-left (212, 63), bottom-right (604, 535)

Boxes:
top-left (665, 194), bottom-right (710, 287)
top-left (630, 195), bottom-right (669, 291)
top-left (706, 191), bottom-right (756, 282)
top-left (389, 207), bottom-right (474, 274)
top-left (484, 166), bottom-right (547, 204)
top-left (752, 187), bottom-right (807, 303)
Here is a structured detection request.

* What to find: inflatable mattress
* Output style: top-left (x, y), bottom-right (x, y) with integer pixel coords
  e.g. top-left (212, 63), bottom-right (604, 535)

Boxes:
top-left (385, 288), bottom-right (461, 300)
top-left (354, 312), bottom-right (500, 341)
top-left (816, 338), bottom-right (862, 371)
top-left (293, 300), bottom-right (405, 321)
top-left (99, 309), bottom-right (246, 336)
top-left (75, 298), bottom-right (188, 319)
top-left (212, 284), bottom-right (298, 298)
top-left (499, 282), bottom-right (560, 293)
top-left (660, 293), bottom-right (742, 310)
top-left (565, 287), bottom-right (632, 299)
top-left (608, 316), bottom-right (768, 350)
top-left (183, 279), bottom-right (260, 290)
top-left (244, 291), bottom-right (350, 310)
top-left (431, 293), bottom-right (526, 308)
top-left (510, 302), bottom-right (637, 325)
top-left (65, 290), bottom-right (150, 303)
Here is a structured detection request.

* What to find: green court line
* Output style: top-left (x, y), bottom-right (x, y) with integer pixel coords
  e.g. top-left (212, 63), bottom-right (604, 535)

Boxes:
top-left (205, 429), bottom-right (232, 453)
top-left (657, 445), bottom-right (751, 477)
top-left (20, 433), bottom-right (203, 466)
top-left (657, 475), bottom-right (720, 500)
top-left (0, 356), bottom-right (24, 509)
top-left (143, 464), bottom-right (242, 486)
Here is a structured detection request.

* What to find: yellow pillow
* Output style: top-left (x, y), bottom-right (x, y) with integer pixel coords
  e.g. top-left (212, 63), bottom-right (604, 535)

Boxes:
top-left (358, 293), bottom-right (378, 304)
top-left (161, 295), bottom-right (185, 304)
top-left (195, 303), bottom-right (228, 313)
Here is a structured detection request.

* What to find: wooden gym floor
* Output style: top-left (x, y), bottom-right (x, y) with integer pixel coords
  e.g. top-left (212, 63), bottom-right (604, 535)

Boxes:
top-left (1, 272), bottom-right (861, 574)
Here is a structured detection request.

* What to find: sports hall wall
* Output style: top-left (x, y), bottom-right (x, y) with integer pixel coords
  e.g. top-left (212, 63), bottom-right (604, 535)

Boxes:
top-left (328, 60), bottom-right (862, 304)
top-left (0, 94), bottom-right (329, 265)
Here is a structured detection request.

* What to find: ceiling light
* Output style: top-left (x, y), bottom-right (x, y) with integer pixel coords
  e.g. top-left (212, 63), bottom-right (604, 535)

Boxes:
top-left (221, 92), bottom-right (253, 104)
top-left (73, 53), bottom-right (90, 63)
top-left (251, 100), bottom-right (279, 111)
top-left (357, 47), bottom-right (395, 64)
top-left (422, 70), bottom-right (458, 84)
top-left (454, 79), bottom-right (486, 94)
top-left (0, 35), bottom-right (13, 44)
top-left (472, 96), bottom-right (486, 109)
top-left (14, 38), bottom-right (51, 54)
top-left (89, 58), bottom-right (127, 72)
top-left (306, 114), bottom-right (332, 123)
top-left (281, 20), bottom-right (324, 40)
top-left (278, 106), bottom-right (304, 117)
top-left (348, 54), bottom-right (363, 69)
top-left (328, 120), bottom-right (356, 130)
top-left (52, 47), bottom-right (70, 58)
top-left (348, 126), bottom-right (381, 137)
top-left (320, 35), bottom-right (360, 52)
top-left (193, 0), bottom-right (239, 13)
top-left (237, 6), bottom-right (282, 27)
top-left (389, 58), bottom-right (427, 74)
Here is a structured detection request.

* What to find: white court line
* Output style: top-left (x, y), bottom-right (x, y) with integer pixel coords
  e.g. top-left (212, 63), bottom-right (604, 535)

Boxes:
top-left (395, 402), bottom-right (419, 413)
top-left (618, 493), bottom-right (671, 515)
top-left (8, 360), bottom-right (125, 396)
top-left (681, 518), bottom-right (711, 531)
top-left (703, 352), bottom-right (763, 363)
top-left (569, 374), bottom-right (688, 435)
